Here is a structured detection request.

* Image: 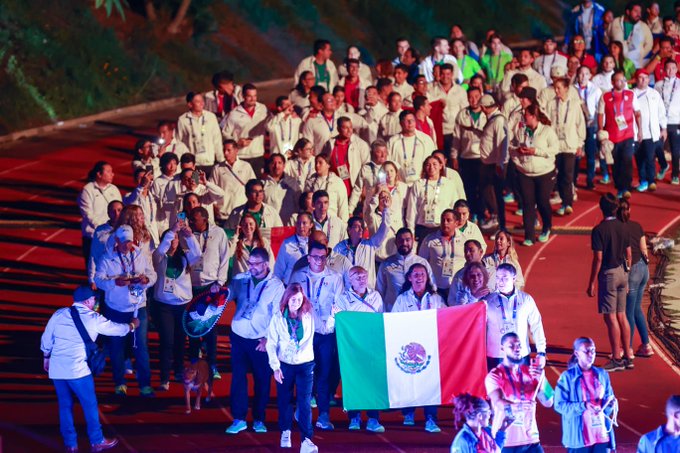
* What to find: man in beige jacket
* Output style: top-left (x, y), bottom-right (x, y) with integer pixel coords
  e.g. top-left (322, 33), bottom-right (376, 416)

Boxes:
top-left (606, 2), bottom-right (653, 68)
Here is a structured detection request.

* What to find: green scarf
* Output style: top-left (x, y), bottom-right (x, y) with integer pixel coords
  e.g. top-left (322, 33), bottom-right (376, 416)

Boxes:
top-left (165, 250), bottom-right (185, 279)
top-left (283, 307), bottom-right (304, 343)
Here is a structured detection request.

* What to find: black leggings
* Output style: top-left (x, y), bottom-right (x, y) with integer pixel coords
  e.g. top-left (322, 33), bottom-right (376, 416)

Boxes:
top-left (517, 170), bottom-right (555, 241)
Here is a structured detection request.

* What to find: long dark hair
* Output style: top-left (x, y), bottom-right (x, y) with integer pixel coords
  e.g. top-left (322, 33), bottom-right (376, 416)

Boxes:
top-left (616, 198), bottom-right (631, 223)
top-left (399, 263), bottom-right (435, 295)
top-left (295, 71), bottom-right (313, 95)
top-left (160, 228), bottom-right (191, 274)
top-left (87, 161), bottom-right (110, 182)
top-left (236, 212), bottom-right (265, 261)
top-left (525, 103), bottom-right (552, 126)
top-left (279, 282), bottom-right (313, 316)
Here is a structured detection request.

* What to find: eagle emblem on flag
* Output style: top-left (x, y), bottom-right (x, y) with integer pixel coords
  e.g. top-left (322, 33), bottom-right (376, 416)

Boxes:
top-left (395, 342), bottom-right (431, 374)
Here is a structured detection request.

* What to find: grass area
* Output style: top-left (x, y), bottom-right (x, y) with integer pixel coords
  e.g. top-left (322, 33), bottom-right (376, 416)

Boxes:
top-left (0, 0), bottom-right (672, 134)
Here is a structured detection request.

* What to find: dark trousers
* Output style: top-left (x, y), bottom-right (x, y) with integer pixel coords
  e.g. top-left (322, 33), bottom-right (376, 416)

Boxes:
top-left (156, 302), bottom-right (187, 383)
top-left (229, 331), bottom-right (272, 422)
top-left (105, 306), bottom-right (151, 388)
top-left (556, 153), bottom-right (575, 207)
top-left (402, 406), bottom-right (438, 421)
top-left (502, 442), bottom-right (544, 453)
top-left (583, 126), bottom-right (609, 185)
top-left (82, 236), bottom-right (92, 268)
top-left (479, 163), bottom-right (506, 229)
top-left (566, 443), bottom-right (609, 453)
top-left (636, 139), bottom-right (661, 184)
top-left (668, 124), bottom-right (680, 178)
top-left (517, 170), bottom-right (554, 241)
top-left (313, 332), bottom-right (338, 415)
top-left (348, 410), bottom-right (380, 420)
top-left (459, 158), bottom-right (483, 219)
top-left (612, 139), bottom-right (635, 191)
top-left (277, 361), bottom-right (314, 440)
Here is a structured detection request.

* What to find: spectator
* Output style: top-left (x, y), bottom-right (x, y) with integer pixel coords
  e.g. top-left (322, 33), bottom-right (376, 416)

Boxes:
top-left (565, 1), bottom-right (607, 60)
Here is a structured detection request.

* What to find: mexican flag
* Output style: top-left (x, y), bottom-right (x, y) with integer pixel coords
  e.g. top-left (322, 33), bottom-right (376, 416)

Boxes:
top-left (336, 303), bottom-right (487, 410)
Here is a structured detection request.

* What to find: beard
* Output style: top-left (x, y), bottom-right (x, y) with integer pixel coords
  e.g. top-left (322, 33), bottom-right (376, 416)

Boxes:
top-left (507, 356), bottom-right (524, 365)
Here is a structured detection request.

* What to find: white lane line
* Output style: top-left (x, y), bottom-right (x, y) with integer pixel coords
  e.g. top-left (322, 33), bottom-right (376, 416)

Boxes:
top-left (0, 161), bottom-right (38, 176)
top-left (376, 433), bottom-right (408, 453)
top-left (98, 409), bottom-right (136, 452)
top-left (217, 401), bottom-right (263, 446)
top-left (0, 228), bottom-right (66, 274)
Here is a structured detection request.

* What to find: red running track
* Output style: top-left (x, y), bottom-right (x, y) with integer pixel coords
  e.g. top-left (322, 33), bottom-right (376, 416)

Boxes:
top-left (1, 126), bottom-right (679, 452)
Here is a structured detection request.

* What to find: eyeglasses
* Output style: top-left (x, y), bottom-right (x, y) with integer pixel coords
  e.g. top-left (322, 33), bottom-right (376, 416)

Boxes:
top-left (249, 190), bottom-right (264, 195)
top-left (573, 39), bottom-right (585, 44)
top-left (247, 260), bottom-right (266, 267)
top-left (308, 254), bottom-right (327, 262)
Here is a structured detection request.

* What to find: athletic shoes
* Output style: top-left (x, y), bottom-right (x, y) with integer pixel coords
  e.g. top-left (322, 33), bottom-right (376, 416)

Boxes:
top-left (602, 359), bottom-right (625, 372)
top-left (657, 165), bottom-right (669, 181)
top-left (600, 174), bottom-right (611, 184)
top-left (403, 413), bottom-right (415, 426)
top-left (425, 417), bottom-right (441, 433)
top-left (158, 381), bottom-right (170, 392)
top-left (522, 239), bottom-right (534, 247)
top-left (366, 418), bottom-right (385, 433)
top-left (225, 419), bottom-right (247, 434)
top-left (564, 205), bottom-right (573, 215)
top-left (624, 357), bottom-right (635, 369)
top-left (310, 397), bottom-right (317, 408)
top-left (91, 438), bottom-right (118, 452)
top-left (212, 367), bottom-right (221, 380)
top-left (301, 438), bottom-right (319, 453)
top-left (114, 385), bottom-right (127, 396)
top-left (672, 177), bottom-right (680, 185)
top-left (503, 193), bottom-right (515, 203)
top-left (315, 412), bottom-right (334, 430)
top-left (538, 231), bottom-right (551, 243)
top-left (637, 182), bottom-right (649, 192)
top-left (280, 430), bottom-right (292, 448)
top-left (636, 344), bottom-right (654, 357)
top-left (253, 421), bottom-right (267, 433)
top-left (140, 386), bottom-right (155, 398)
top-left (349, 415), bottom-right (361, 430)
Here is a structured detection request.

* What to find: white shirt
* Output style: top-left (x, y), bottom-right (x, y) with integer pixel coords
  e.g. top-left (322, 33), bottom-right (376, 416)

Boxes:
top-left (418, 230), bottom-right (467, 290)
top-left (152, 230), bottom-right (202, 305)
top-left (485, 290), bottom-right (546, 358)
top-left (41, 303), bottom-right (130, 379)
top-left (311, 214), bottom-right (347, 250)
top-left (284, 157), bottom-right (315, 191)
top-left (210, 159), bottom-right (257, 222)
top-left (78, 182), bottom-right (122, 238)
top-left (405, 177), bottom-right (466, 230)
top-left (633, 87), bottom-right (667, 141)
top-left (230, 271), bottom-right (286, 339)
top-left (418, 54), bottom-right (459, 83)
top-left (387, 132), bottom-right (436, 185)
top-left (392, 289), bottom-right (445, 312)
top-left (94, 246), bottom-right (157, 312)
top-left (176, 111), bottom-right (224, 166)
top-left (187, 224), bottom-right (230, 287)
top-left (262, 175), bottom-right (302, 226)
top-left (273, 234), bottom-right (309, 284)
top-left (266, 112), bottom-right (302, 155)
top-left (655, 77), bottom-right (680, 125)
top-left (376, 252), bottom-right (437, 312)
top-left (222, 103), bottom-right (270, 159)
top-left (289, 267), bottom-right (345, 334)
top-left (575, 81), bottom-right (603, 127)
top-left (332, 211), bottom-right (389, 287)
top-left (304, 173), bottom-right (350, 221)
top-left (266, 311), bottom-right (315, 370)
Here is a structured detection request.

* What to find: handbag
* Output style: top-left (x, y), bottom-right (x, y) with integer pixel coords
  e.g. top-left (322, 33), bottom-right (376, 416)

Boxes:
top-left (69, 306), bottom-right (107, 376)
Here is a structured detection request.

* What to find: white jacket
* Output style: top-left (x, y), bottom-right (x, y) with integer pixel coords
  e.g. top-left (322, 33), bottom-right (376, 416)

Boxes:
top-left (176, 111), bottom-right (224, 166)
top-left (607, 16), bottom-right (653, 68)
top-left (485, 290), bottom-right (546, 358)
top-left (210, 159), bottom-right (257, 222)
top-left (655, 77), bottom-right (680, 125)
top-left (123, 187), bottom-right (160, 246)
top-left (94, 245), bottom-right (157, 312)
top-left (88, 223), bottom-right (114, 284)
top-left (294, 56), bottom-right (339, 91)
top-left (428, 82), bottom-right (469, 134)
top-left (273, 234), bottom-right (309, 284)
top-left (284, 157), bottom-right (315, 191)
top-left (304, 173), bottom-right (350, 221)
top-left (266, 311), bottom-right (315, 370)
top-left (377, 252), bottom-right (436, 312)
top-left (312, 214), bottom-right (347, 250)
top-left (392, 289), bottom-right (445, 312)
top-left (633, 87), bottom-right (667, 141)
top-left (225, 203), bottom-right (283, 231)
top-left (418, 230), bottom-right (467, 290)
top-left (229, 271), bottom-right (285, 339)
top-left (222, 103), bottom-right (270, 159)
top-left (78, 182), bottom-right (122, 238)
top-left (405, 177), bottom-right (466, 230)
top-left (452, 107), bottom-right (488, 159)
top-left (387, 132), bottom-right (436, 185)
top-left (302, 112), bottom-right (340, 154)
top-left (262, 175), bottom-right (302, 226)
top-left (152, 230), bottom-right (202, 305)
top-left (186, 224), bottom-right (229, 287)
top-left (266, 112), bottom-right (302, 155)
top-left (289, 267), bottom-right (345, 334)
top-left (378, 110), bottom-right (403, 141)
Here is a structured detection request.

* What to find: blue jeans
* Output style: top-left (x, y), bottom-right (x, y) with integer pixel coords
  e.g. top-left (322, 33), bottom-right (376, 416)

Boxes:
top-left (105, 306), bottom-right (151, 388)
top-left (583, 126), bottom-right (608, 185)
top-left (53, 375), bottom-right (103, 448)
top-left (230, 331), bottom-right (272, 421)
top-left (277, 361), bottom-right (314, 440)
top-left (626, 259), bottom-right (650, 346)
top-left (313, 332), bottom-right (338, 414)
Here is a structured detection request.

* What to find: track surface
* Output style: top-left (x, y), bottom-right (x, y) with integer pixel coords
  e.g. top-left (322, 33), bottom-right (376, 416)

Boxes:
top-left (1, 103), bottom-right (679, 453)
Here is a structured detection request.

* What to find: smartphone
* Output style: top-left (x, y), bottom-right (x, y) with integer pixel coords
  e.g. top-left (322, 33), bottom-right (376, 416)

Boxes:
top-left (157, 137), bottom-right (166, 145)
top-left (191, 171), bottom-right (201, 185)
top-left (145, 164), bottom-right (153, 174)
top-left (377, 170), bottom-right (387, 185)
top-left (177, 212), bottom-right (187, 221)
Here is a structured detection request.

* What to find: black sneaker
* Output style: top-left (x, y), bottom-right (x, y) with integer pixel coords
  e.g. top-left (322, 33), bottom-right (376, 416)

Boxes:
top-left (602, 359), bottom-right (625, 372)
top-left (624, 357), bottom-right (635, 369)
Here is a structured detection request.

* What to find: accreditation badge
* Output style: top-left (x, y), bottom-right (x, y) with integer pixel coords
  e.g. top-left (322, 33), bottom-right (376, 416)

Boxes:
top-left (336, 164), bottom-right (350, 180)
top-left (193, 258), bottom-right (204, 272)
top-left (615, 115), bottom-right (628, 131)
top-left (501, 322), bottom-right (515, 335)
top-left (163, 277), bottom-right (176, 294)
top-left (425, 206), bottom-right (436, 224)
top-left (441, 258), bottom-right (455, 277)
top-left (404, 162), bottom-right (417, 178)
top-left (283, 339), bottom-right (298, 362)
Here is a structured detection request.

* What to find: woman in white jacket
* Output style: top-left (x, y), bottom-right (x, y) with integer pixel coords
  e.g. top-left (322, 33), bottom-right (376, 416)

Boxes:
top-left (511, 103), bottom-right (560, 246)
top-left (228, 213), bottom-right (274, 277)
top-left (304, 153), bottom-right (349, 220)
top-left (152, 221), bottom-right (201, 390)
top-left (266, 283), bottom-right (318, 452)
top-left (547, 78), bottom-right (586, 216)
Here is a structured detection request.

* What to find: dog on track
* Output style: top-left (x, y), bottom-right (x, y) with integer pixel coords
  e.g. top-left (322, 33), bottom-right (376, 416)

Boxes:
top-left (183, 359), bottom-right (213, 414)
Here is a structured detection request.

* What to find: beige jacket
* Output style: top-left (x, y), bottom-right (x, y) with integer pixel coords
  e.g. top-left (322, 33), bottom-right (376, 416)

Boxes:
top-left (510, 122), bottom-right (559, 177)
top-left (546, 97), bottom-right (587, 153)
top-left (428, 83), bottom-right (469, 134)
top-left (606, 17), bottom-right (653, 68)
top-left (452, 107), bottom-right (487, 159)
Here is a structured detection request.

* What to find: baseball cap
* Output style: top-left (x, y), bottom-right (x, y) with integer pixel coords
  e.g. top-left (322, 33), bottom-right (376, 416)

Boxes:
top-left (114, 225), bottom-right (134, 242)
top-left (634, 68), bottom-right (649, 78)
top-left (550, 65), bottom-right (567, 78)
top-left (73, 285), bottom-right (96, 302)
top-left (479, 94), bottom-right (496, 108)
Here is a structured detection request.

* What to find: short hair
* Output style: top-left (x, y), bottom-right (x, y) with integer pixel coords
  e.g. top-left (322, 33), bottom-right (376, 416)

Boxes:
top-left (370, 139), bottom-right (388, 153)
top-left (497, 262), bottom-right (517, 276)
top-left (349, 265), bottom-right (368, 278)
top-left (431, 36), bottom-right (448, 48)
top-left (314, 39), bottom-right (331, 55)
top-left (440, 208), bottom-right (457, 222)
top-left (223, 138), bottom-right (237, 147)
top-left (599, 193), bottom-right (618, 216)
top-left (310, 85), bottom-right (327, 100)
top-left (345, 58), bottom-right (360, 67)
top-left (467, 86), bottom-right (482, 95)
top-left (157, 120), bottom-right (176, 130)
top-left (182, 192), bottom-right (199, 206)
top-left (211, 70), bottom-right (234, 88)
top-left (501, 332), bottom-right (520, 345)
top-left (190, 206), bottom-right (209, 220)
top-left (665, 58), bottom-right (678, 69)
top-left (315, 152), bottom-right (331, 166)
top-left (511, 73), bottom-right (529, 87)
top-left (159, 152), bottom-right (179, 169)
top-left (376, 78), bottom-right (393, 92)
top-left (180, 153), bottom-right (196, 165)
top-left (250, 247), bottom-right (270, 263)
top-left (312, 190), bottom-right (330, 204)
top-left (347, 216), bottom-right (364, 230)
top-left (245, 178), bottom-right (263, 194)
top-left (413, 95), bottom-right (428, 111)
top-left (185, 91), bottom-right (200, 103)
top-left (242, 83), bottom-right (256, 96)
top-left (453, 199), bottom-right (470, 210)
top-left (625, 2), bottom-right (642, 12)
top-left (666, 395), bottom-right (680, 414)
top-left (87, 161), bottom-right (110, 182)
top-left (399, 110), bottom-right (415, 122)
top-left (275, 95), bottom-right (288, 108)
top-left (107, 199), bottom-right (123, 211)
top-left (395, 63), bottom-right (409, 73)
top-left (395, 36), bottom-right (408, 44)
top-left (337, 116), bottom-right (352, 129)
top-left (395, 227), bottom-right (413, 239)
top-left (309, 240), bottom-right (328, 255)
top-left (266, 153), bottom-right (286, 171)
top-left (332, 85), bottom-right (344, 95)
top-left (464, 239), bottom-right (483, 251)
top-left (659, 36), bottom-right (675, 47)
top-left (387, 91), bottom-right (402, 103)
top-left (440, 63), bottom-right (454, 72)
top-left (133, 167), bottom-right (147, 181)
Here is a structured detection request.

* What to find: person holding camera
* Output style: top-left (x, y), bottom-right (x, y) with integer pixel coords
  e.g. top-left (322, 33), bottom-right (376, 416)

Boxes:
top-left (41, 286), bottom-right (140, 452)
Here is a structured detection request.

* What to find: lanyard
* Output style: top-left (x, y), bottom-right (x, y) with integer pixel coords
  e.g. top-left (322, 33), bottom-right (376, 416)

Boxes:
top-left (246, 279), bottom-right (269, 305)
top-left (296, 236), bottom-right (308, 254)
top-left (498, 294), bottom-right (518, 321)
top-left (225, 162), bottom-right (247, 186)
top-left (424, 177), bottom-right (442, 206)
top-left (188, 114), bottom-right (206, 138)
top-left (345, 240), bottom-right (357, 265)
top-left (503, 365), bottom-right (526, 401)
top-left (332, 140), bottom-right (349, 168)
top-left (279, 118), bottom-right (293, 143)
top-left (543, 53), bottom-right (556, 78)
top-left (195, 230), bottom-right (209, 254)
top-left (460, 56), bottom-right (467, 77)
top-left (297, 159), bottom-right (313, 178)
top-left (401, 136), bottom-right (418, 161)
top-left (306, 276), bottom-right (326, 304)
top-left (350, 290), bottom-right (378, 312)
top-left (440, 235), bottom-right (456, 258)
top-left (315, 216), bottom-right (332, 239)
top-left (557, 99), bottom-right (571, 125)
top-left (287, 317), bottom-right (301, 345)
top-left (117, 250), bottom-right (136, 275)
top-left (612, 92), bottom-right (626, 117)
top-left (323, 113), bottom-right (335, 132)
top-left (414, 291), bottom-right (430, 311)
top-left (663, 78), bottom-right (677, 111)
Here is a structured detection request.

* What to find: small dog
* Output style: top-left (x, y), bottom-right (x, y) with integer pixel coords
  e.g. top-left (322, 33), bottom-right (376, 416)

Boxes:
top-left (183, 359), bottom-right (213, 414)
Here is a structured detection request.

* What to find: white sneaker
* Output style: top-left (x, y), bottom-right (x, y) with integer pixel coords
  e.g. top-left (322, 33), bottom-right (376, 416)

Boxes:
top-left (280, 430), bottom-right (292, 448)
top-left (300, 438), bottom-right (318, 453)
